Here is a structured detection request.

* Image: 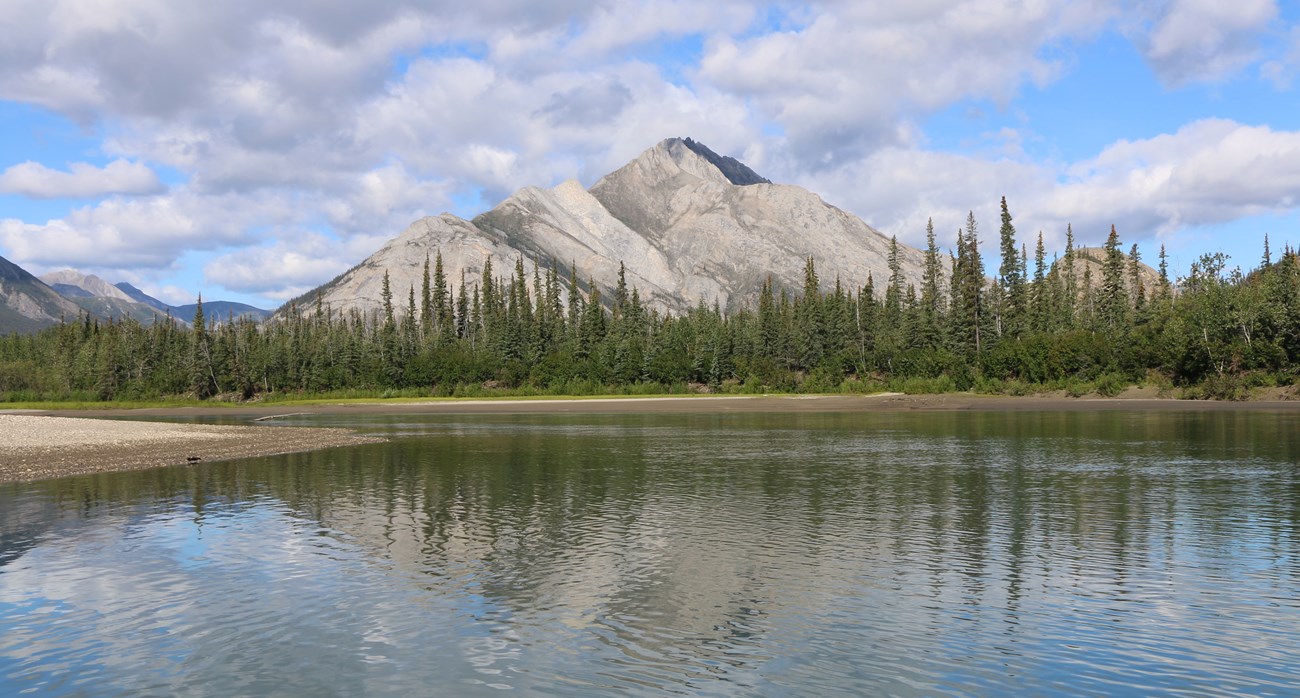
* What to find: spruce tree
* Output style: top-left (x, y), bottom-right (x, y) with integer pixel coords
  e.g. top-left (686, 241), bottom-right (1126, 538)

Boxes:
top-left (758, 276), bottom-right (777, 354)
top-left (1098, 225), bottom-right (1129, 330)
top-left (434, 251), bottom-right (452, 339)
top-left (795, 257), bottom-right (825, 369)
top-left (456, 271), bottom-right (469, 339)
top-left (885, 236), bottom-right (903, 325)
top-left (1063, 224), bottom-right (1078, 324)
top-left (381, 270), bottom-right (395, 329)
top-left (614, 261), bottom-right (629, 320)
top-left (190, 295), bottom-right (215, 398)
top-left (1031, 231), bottom-right (1047, 333)
top-left (997, 197), bottom-right (1025, 338)
top-left (421, 254), bottom-right (433, 332)
top-left (1128, 243), bottom-right (1146, 313)
top-left (951, 212), bottom-right (986, 354)
top-left (1158, 245), bottom-right (1172, 299)
top-left (919, 218), bottom-right (944, 349)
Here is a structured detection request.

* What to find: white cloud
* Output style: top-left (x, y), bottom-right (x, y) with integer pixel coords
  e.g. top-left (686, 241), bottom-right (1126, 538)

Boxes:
top-left (203, 231), bottom-right (388, 302)
top-left (322, 162), bottom-right (454, 235)
top-left (0, 159), bottom-right (163, 198)
top-left (1048, 119), bottom-right (1300, 233)
top-left (355, 56), bottom-right (757, 204)
top-left (0, 1), bottom-right (1295, 304)
top-left (697, 1), bottom-right (1111, 169)
top-left (142, 283), bottom-right (201, 308)
top-left (0, 190), bottom-right (293, 269)
top-left (1134, 0), bottom-right (1278, 85)
top-left (808, 119), bottom-right (1300, 256)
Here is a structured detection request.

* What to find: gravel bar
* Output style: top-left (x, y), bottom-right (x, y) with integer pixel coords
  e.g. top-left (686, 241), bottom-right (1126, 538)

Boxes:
top-left (0, 415), bottom-right (384, 484)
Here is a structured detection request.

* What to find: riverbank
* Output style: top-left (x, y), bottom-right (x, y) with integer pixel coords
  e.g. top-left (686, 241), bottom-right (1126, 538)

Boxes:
top-left (6, 390), bottom-right (1299, 420)
top-left (0, 415), bottom-right (384, 484)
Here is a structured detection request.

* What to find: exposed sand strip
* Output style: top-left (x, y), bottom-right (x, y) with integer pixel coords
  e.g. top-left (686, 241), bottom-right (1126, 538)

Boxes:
top-left (7, 392), bottom-right (1299, 421)
top-left (0, 415), bottom-right (383, 484)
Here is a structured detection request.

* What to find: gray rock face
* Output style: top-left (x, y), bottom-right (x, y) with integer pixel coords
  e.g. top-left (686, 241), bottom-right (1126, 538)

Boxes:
top-left (40, 269), bottom-right (137, 303)
top-left (286, 138), bottom-right (928, 319)
top-left (0, 256), bottom-right (90, 334)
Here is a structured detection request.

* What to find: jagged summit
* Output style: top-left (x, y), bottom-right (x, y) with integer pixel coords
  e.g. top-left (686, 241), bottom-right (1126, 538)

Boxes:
top-left (282, 139), bottom-right (926, 320)
top-left (679, 138), bottom-right (770, 186)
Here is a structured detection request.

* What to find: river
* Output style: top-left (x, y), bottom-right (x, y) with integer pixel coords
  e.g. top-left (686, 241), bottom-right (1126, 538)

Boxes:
top-left (2, 410), bottom-right (1298, 695)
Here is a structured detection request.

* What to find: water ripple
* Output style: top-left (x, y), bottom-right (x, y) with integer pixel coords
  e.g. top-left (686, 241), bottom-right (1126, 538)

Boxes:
top-left (3, 411), bottom-right (1300, 695)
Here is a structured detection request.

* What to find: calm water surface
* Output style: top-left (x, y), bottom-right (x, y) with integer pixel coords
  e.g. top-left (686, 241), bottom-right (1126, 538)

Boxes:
top-left (2, 410), bottom-right (1299, 696)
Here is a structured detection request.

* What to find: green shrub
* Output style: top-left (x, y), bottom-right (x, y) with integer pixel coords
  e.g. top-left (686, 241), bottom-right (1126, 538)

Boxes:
top-left (1094, 372), bottom-right (1127, 397)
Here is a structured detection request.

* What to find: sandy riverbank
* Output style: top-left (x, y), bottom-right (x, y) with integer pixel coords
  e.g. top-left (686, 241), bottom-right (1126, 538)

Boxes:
top-left (9, 390), bottom-right (1300, 420)
top-left (0, 415), bottom-right (384, 484)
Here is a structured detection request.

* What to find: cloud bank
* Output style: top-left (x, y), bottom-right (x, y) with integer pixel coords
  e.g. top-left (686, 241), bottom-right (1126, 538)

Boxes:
top-left (0, 0), bottom-right (1294, 301)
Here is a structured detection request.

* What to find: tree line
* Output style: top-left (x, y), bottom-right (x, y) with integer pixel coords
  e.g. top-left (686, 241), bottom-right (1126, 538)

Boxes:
top-left (2, 199), bottom-right (1298, 401)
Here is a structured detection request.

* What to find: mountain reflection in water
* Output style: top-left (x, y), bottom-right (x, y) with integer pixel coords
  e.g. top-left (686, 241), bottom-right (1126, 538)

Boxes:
top-left (2, 411), bottom-right (1298, 696)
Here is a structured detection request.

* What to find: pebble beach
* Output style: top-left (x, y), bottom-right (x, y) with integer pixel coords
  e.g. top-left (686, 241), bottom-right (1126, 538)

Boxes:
top-left (0, 415), bottom-right (383, 484)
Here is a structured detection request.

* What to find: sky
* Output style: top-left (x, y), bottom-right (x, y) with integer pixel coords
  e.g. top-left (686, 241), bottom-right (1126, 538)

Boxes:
top-left (0, 0), bottom-right (1298, 309)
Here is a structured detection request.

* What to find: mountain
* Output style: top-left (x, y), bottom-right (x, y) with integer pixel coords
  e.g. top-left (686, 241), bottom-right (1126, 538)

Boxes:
top-left (0, 256), bottom-right (92, 334)
top-left (40, 269), bottom-right (180, 326)
top-left (40, 269), bottom-right (137, 302)
top-left (285, 138), bottom-right (928, 319)
top-left (113, 283), bottom-right (269, 323)
top-left (173, 301), bottom-right (271, 323)
top-left (115, 282), bottom-right (173, 313)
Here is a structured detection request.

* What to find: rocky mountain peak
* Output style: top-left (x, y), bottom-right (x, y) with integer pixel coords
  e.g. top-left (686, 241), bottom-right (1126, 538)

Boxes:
top-left (679, 138), bottom-right (770, 186)
top-left (39, 269), bottom-right (135, 303)
top-left (282, 138), bottom-right (927, 322)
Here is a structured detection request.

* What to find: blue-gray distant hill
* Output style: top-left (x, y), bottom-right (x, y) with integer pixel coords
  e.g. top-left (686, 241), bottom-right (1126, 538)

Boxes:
top-left (112, 282), bottom-right (269, 323)
top-left (173, 301), bottom-right (271, 323)
top-left (114, 282), bottom-right (174, 313)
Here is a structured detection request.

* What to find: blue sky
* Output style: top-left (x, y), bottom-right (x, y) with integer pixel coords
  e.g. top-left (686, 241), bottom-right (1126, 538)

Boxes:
top-left (1, 1), bottom-right (1298, 308)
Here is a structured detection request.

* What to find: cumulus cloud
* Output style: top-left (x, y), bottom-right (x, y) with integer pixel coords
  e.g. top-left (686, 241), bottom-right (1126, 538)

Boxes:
top-left (698, 1), bottom-right (1111, 169)
top-left (203, 231), bottom-right (389, 302)
top-left (806, 119), bottom-right (1300, 256)
top-left (0, 190), bottom-right (294, 269)
top-left (322, 162), bottom-right (455, 235)
top-left (1047, 119), bottom-right (1300, 233)
top-left (0, 159), bottom-right (163, 198)
top-left (1133, 0), bottom-right (1278, 85)
top-left (355, 57), bottom-right (757, 204)
top-left (0, 0), bottom-right (1295, 304)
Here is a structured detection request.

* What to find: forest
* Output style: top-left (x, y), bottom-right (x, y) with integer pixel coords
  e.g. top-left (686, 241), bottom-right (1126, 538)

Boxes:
top-left (2, 199), bottom-right (1298, 402)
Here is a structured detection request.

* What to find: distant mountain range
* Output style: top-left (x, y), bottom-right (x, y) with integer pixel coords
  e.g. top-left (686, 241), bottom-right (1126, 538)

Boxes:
top-left (281, 137), bottom-right (929, 320)
top-left (0, 255), bottom-right (86, 334)
top-left (0, 261), bottom-right (270, 335)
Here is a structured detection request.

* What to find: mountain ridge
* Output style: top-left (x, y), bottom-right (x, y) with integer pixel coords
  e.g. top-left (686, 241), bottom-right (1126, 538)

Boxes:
top-left (283, 137), bottom-right (928, 320)
top-left (0, 256), bottom-right (92, 334)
